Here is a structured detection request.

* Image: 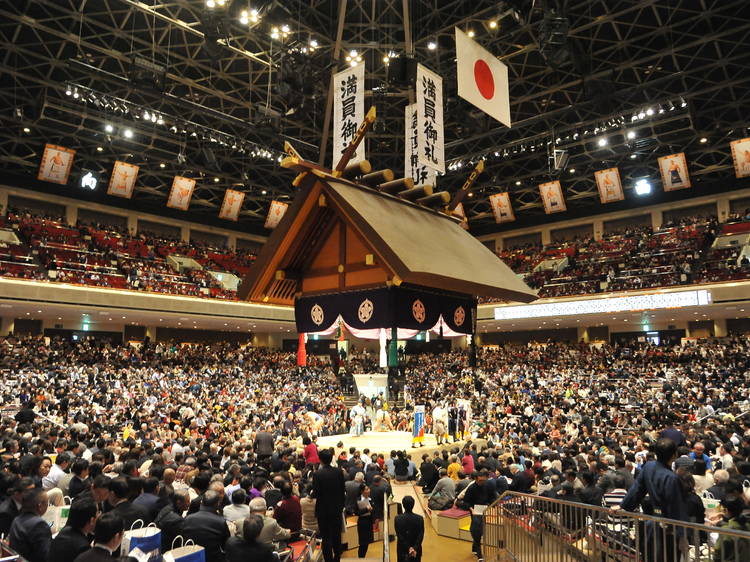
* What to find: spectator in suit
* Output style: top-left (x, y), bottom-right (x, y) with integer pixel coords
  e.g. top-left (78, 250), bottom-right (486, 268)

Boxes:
top-left (8, 488), bottom-right (52, 562)
top-left (395, 496), bottom-right (423, 562)
top-left (223, 488), bottom-right (250, 531)
top-left (73, 512), bottom-right (125, 562)
top-left (107, 477), bottom-right (151, 529)
top-left (182, 490), bottom-right (231, 562)
top-left (68, 458), bottom-right (91, 499)
top-left (154, 489), bottom-right (189, 552)
top-left (248, 497), bottom-right (290, 548)
top-left (225, 514), bottom-right (276, 562)
top-left (254, 425), bottom-right (275, 461)
top-left (312, 448), bottom-right (345, 562)
top-left (48, 497), bottom-right (98, 562)
top-left (0, 476), bottom-right (35, 535)
top-left (345, 472), bottom-right (365, 515)
top-left (132, 477), bottom-right (163, 521)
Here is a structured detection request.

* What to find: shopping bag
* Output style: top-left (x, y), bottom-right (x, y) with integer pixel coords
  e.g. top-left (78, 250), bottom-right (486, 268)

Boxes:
top-left (121, 519), bottom-right (162, 562)
top-left (163, 536), bottom-right (206, 562)
top-left (42, 504), bottom-right (70, 534)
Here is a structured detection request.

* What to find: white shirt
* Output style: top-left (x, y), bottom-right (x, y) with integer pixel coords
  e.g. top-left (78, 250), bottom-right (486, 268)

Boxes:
top-left (42, 463), bottom-right (66, 490)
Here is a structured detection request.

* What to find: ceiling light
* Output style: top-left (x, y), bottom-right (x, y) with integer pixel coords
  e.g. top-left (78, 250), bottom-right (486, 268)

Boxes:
top-left (22, 127), bottom-right (30, 133)
top-left (105, 124), bottom-right (114, 133)
top-left (427, 41), bottom-right (437, 50)
top-left (630, 153), bottom-right (637, 159)
top-left (123, 128), bottom-right (133, 139)
top-left (569, 168), bottom-right (575, 173)
top-left (96, 146), bottom-right (104, 152)
top-left (646, 108), bottom-right (654, 116)
top-left (214, 177), bottom-right (220, 183)
top-left (65, 87), bottom-right (72, 96)
top-left (467, 30), bottom-right (475, 38)
top-left (261, 189), bottom-right (267, 195)
top-left (489, 20), bottom-right (498, 29)
top-left (281, 24), bottom-right (290, 33)
top-left (634, 178), bottom-right (652, 196)
top-left (700, 137), bottom-right (708, 143)
top-left (597, 138), bottom-right (607, 147)
top-left (159, 162), bottom-right (166, 168)
top-left (627, 131), bottom-right (636, 139)
top-left (515, 180), bottom-right (521, 186)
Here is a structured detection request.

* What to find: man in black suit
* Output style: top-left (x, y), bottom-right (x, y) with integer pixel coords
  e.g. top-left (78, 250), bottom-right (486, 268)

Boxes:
top-left (74, 512), bottom-right (125, 562)
top-left (395, 495), bottom-right (424, 562)
top-left (107, 477), bottom-right (151, 529)
top-left (48, 498), bottom-right (98, 561)
top-left (225, 514), bottom-right (276, 562)
top-left (0, 476), bottom-right (34, 535)
top-left (154, 489), bottom-right (189, 552)
top-left (254, 425), bottom-right (275, 462)
top-left (8, 488), bottom-right (52, 562)
top-left (182, 490), bottom-right (231, 562)
top-left (312, 448), bottom-right (345, 562)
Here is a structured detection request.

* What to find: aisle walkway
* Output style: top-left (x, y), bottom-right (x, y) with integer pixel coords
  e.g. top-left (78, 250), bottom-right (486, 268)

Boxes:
top-left (342, 481), bottom-right (477, 561)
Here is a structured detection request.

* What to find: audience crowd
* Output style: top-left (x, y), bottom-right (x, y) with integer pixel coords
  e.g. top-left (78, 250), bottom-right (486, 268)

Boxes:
top-left (0, 333), bottom-right (749, 560)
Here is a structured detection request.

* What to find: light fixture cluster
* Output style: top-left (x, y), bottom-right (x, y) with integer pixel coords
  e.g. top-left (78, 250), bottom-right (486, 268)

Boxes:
top-left (346, 49), bottom-right (363, 67)
top-left (445, 98), bottom-right (690, 172)
top-left (270, 24), bottom-right (291, 40)
top-left (64, 83), bottom-right (283, 162)
top-left (239, 8), bottom-right (260, 25)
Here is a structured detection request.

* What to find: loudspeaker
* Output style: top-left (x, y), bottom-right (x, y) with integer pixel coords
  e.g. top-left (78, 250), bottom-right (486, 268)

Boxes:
top-left (386, 56), bottom-right (417, 88)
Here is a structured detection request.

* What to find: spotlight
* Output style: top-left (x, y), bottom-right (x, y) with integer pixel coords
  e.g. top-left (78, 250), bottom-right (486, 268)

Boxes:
top-left (700, 137), bottom-right (708, 143)
top-left (467, 30), bottom-right (475, 38)
top-left (261, 189), bottom-right (267, 195)
top-left (22, 127), bottom-right (30, 133)
top-left (597, 138), bottom-right (608, 147)
top-left (515, 180), bottom-right (521, 186)
top-left (105, 124), bottom-right (114, 133)
top-left (214, 177), bottom-right (220, 183)
top-left (627, 131), bottom-right (636, 140)
top-left (159, 162), bottom-right (166, 168)
top-left (681, 99), bottom-right (687, 107)
top-left (73, 89), bottom-right (80, 99)
top-left (310, 39), bottom-right (318, 48)
top-left (635, 178), bottom-right (652, 195)
top-left (630, 153), bottom-right (637, 159)
top-left (428, 41), bottom-right (437, 50)
top-left (65, 86), bottom-right (72, 96)
top-left (489, 20), bottom-right (498, 29)
top-left (123, 128), bottom-right (133, 139)
top-left (646, 108), bottom-right (654, 116)
top-left (569, 168), bottom-right (575, 173)
top-left (96, 146), bottom-right (104, 152)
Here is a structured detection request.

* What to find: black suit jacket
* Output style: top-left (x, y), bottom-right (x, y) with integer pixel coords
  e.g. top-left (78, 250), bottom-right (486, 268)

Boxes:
top-left (73, 546), bottom-right (118, 562)
top-left (395, 511), bottom-right (424, 562)
top-left (154, 504), bottom-right (184, 552)
top-left (254, 432), bottom-right (275, 456)
top-left (225, 537), bottom-right (276, 562)
top-left (48, 526), bottom-right (91, 562)
top-left (111, 500), bottom-right (152, 530)
top-left (0, 497), bottom-right (19, 535)
top-left (312, 464), bottom-right (345, 519)
top-left (182, 506), bottom-right (230, 562)
top-left (8, 512), bottom-right (52, 562)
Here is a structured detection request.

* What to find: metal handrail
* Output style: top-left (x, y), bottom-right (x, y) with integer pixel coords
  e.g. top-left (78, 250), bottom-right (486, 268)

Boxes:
top-left (382, 498), bottom-right (390, 562)
top-left (482, 490), bottom-right (750, 562)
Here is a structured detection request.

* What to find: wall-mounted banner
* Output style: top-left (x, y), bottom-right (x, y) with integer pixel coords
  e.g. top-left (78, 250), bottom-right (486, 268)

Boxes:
top-left (107, 161), bottom-right (139, 199)
top-left (405, 103), bottom-right (437, 188)
top-left (166, 176), bottom-right (195, 210)
top-left (38, 144), bottom-right (75, 185)
top-left (730, 138), bottom-right (750, 178)
top-left (539, 180), bottom-right (566, 214)
top-left (416, 63), bottom-right (445, 174)
top-left (332, 63), bottom-right (365, 168)
top-left (264, 200), bottom-right (289, 229)
top-left (658, 152), bottom-right (691, 191)
top-left (489, 192), bottom-right (515, 223)
top-left (219, 188), bottom-right (245, 221)
top-left (595, 167), bottom-right (624, 203)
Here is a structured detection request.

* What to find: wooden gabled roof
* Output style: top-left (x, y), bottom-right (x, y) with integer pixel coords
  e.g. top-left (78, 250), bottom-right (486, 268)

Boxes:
top-left (239, 165), bottom-right (537, 306)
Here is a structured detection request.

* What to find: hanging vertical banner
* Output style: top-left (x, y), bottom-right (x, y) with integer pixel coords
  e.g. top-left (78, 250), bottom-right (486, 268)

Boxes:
top-left (595, 167), bottom-right (625, 203)
top-left (416, 64), bottom-right (445, 174)
top-left (166, 176), bottom-right (196, 210)
top-left (38, 144), bottom-right (75, 185)
top-left (219, 189), bottom-right (245, 221)
top-left (658, 153), bottom-right (691, 191)
top-left (332, 63), bottom-right (365, 169)
top-left (107, 161), bottom-right (139, 199)
top-left (730, 138), bottom-right (750, 178)
top-left (539, 180), bottom-right (567, 214)
top-left (264, 200), bottom-right (289, 229)
top-left (489, 192), bottom-right (515, 223)
top-left (405, 104), bottom-right (437, 188)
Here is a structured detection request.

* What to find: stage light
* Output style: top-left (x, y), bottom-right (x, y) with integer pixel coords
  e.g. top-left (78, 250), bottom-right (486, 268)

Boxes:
top-left (569, 168), bottom-right (575, 173)
top-left (310, 39), bottom-right (318, 48)
top-left (22, 127), bottom-right (30, 133)
top-left (700, 137), bottom-right (708, 143)
top-left (428, 41), bottom-right (437, 50)
top-left (515, 180), bottom-right (521, 186)
top-left (630, 153), bottom-right (637, 159)
top-left (680, 99), bottom-right (687, 107)
top-left (159, 162), bottom-right (166, 168)
top-left (489, 20), bottom-right (498, 29)
top-left (467, 30), bottom-right (475, 37)
top-left (635, 178), bottom-right (651, 195)
top-left (96, 146), bottom-right (104, 152)
top-left (597, 138), bottom-right (607, 147)
top-left (638, 112), bottom-right (645, 119)
top-left (73, 89), bottom-right (80, 99)
top-left (383, 55), bottom-right (390, 63)
top-left (214, 177), bottom-right (220, 183)
top-left (123, 128), bottom-right (133, 139)
top-left (627, 131), bottom-right (636, 139)
top-left (65, 86), bottom-right (72, 96)
top-left (143, 110), bottom-right (150, 120)
top-left (646, 108), bottom-right (654, 116)
top-left (261, 189), bottom-right (267, 195)
top-left (206, 0), bottom-right (215, 7)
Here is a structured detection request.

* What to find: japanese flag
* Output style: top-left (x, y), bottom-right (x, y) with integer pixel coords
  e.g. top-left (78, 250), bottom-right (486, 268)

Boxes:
top-left (455, 27), bottom-right (511, 128)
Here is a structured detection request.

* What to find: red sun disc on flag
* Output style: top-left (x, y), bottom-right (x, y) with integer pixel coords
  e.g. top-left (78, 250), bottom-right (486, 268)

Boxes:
top-left (474, 59), bottom-right (495, 100)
